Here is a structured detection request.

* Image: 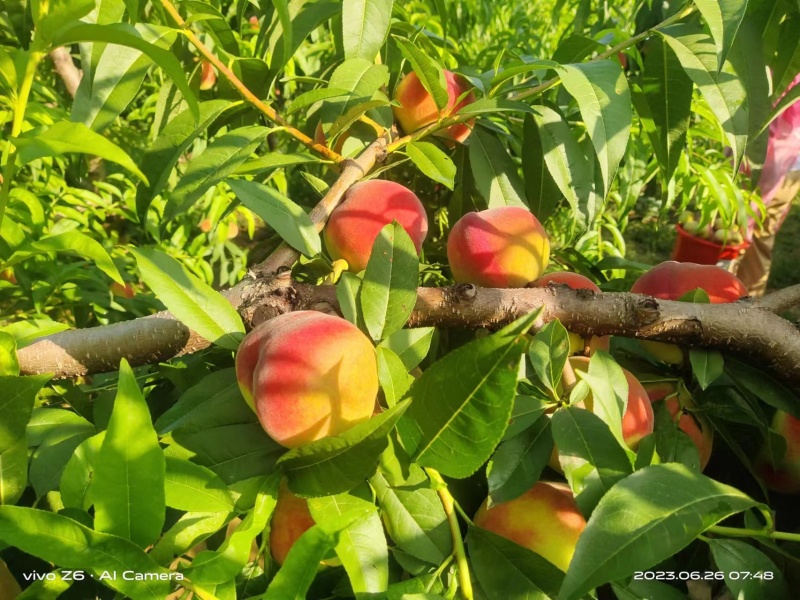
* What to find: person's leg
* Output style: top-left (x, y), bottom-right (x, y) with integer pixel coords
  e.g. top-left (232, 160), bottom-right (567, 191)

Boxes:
top-left (734, 171), bottom-right (800, 296)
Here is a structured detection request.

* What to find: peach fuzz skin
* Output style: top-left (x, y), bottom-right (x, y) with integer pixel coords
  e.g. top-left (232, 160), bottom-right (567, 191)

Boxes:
top-left (571, 357), bottom-right (654, 449)
top-left (270, 482), bottom-right (316, 565)
top-left (235, 311), bottom-right (378, 449)
top-left (532, 272), bottom-right (610, 355)
top-left (756, 411), bottom-right (800, 494)
top-left (644, 381), bottom-right (713, 470)
top-left (447, 206), bottom-right (550, 288)
top-left (473, 481), bottom-right (586, 572)
top-left (631, 262), bottom-right (747, 364)
top-left (392, 70), bottom-right (476, 143)
top-left (324, 180), bottom-right (428, 273)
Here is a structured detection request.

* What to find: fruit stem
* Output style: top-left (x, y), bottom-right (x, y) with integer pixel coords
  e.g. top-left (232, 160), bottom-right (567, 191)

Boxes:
top-left (426, 468), bottom-right (474, 600)
top-left (157, 0), bottom-right (343, 164)
top-left (707, 525), bottom-right (800, 543)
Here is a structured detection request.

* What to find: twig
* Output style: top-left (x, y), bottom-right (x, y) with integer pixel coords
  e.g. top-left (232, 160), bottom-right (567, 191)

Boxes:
top-left (49, 47), bottom-right (82, 98)
top-left (157, 0), bottom-right (342, 163)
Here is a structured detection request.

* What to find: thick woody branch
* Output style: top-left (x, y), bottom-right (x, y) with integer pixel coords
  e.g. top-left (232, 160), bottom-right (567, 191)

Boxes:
top-left (49, 47), bottom-right (82, 98)
top-left (17, 281), bottom-right (800, 386)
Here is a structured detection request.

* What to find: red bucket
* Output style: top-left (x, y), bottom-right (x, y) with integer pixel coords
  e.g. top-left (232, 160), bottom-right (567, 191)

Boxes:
top-left (671, 224), bottom-right (749, 265)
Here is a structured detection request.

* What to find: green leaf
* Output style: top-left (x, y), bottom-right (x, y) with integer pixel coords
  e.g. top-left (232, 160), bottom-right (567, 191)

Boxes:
top-left (149, 511), bottom-right (231, 566)
top-left (406, 141), bottom-right (456, 190)
top-left (708, 539), bottom-right (790, 600)
top-left (337, 271), bottom-right (364, 328)
top-left (573, 351), bottom-right (629, 448)
top-left (528, 320), bottom-right (570, 394)
top-left (14, 569), bottom-right (71, 600)
top-left (458, 97), bottom-right (541, 115)
top-left (693, 0), bottom-right (747, 70)
top-left (136, 100), bottom-right (235, 218)
top-left (551, 406), bottom-right (632, 515)
top-left (487, 415), bottom-right (553, 506)
top-left (320, 59), bottom-right (392, 128)
top-left (32, 0), bottom-right (95, 44)
top-left (227, 178), bottom-right (321, 257)
top-left (165, 456), bottom-right (234, 513)
top-left (360, 222), bottom-right (420, 341)
top-left (131, 247), bottom-right (245, 350)
top-left (393, 36), bottom-right (448, 110)
top-left (183, 474), bottom-right (279, 585)
top-left (93, 359), bottom-right (165, 548)
top-left (155, 369), bottom-right (253, 435)
top-left (689, 349), bottom-right (724, 390)
top-left (327, 97), bottom-right (391, 140)
top-left (3, 231), bottom-right (124, 284)
top-left (164, 125), bottom-right (269, 220)
top-left (522, 113), bottom-right (562, 222)
top-left (51, 22), bottom-right (198, 121)
top-left (632, 36), bottom-right (693, 185)
top-left (60, 432), bottom-right (104, 511)
top-left (0, 374), bottom-right (51, 505)
top-left (278, 400), bottom-right (411, 497)
top-left (0, 333), bottom-right (18, 376)
top-left (168, 423), bottom-right (283, 485)
top-left (379, 327), bottom-right (435, 371)
top-left (343, 0), bottom-right (393, 61)
top-left (27, 408), bottom-right (93, 448)
top-left (370, 468), bottom-right (452, 564)
top-left (0, 506), bottom-right (172, 599)
top-left (285, 87), bottom-right (353, 115)
top-left (29, 427), bottom-right (94, 498)
top-left (652, 402), bottom-right (701, 472)
top-left (504, 394), bottom-right (550, 441)
top-left (264, 505), bottom-right (374, 600)
top-left (557, 61), bottom-right (631, 198)
top-left (613, 579), bottom-right (691, 600)
top-left (469, 126), bottom-right (527, 208)
top-left (661, 25), bottom-right (749, 173)
top-left (397, 311), bottom-right (538, 478)
top-left (724, 357), bottom-right (800, 417)
top-left (72, 25), bottom-right (177, 132)
top-left (559, 463), bottom-right (761, 600)
top-left (308, 486), bottom-right (389, 593)
top-left (14, 121), bottom-right (147, 183)
top-left (184, 1), bottom-right (238, 54)
top-left (761, 82), bottom-right (800, 137)
top-left (469, 525), bottom-right (564, 600)
top-left (530, 105), bottom-right (592, 225)
top-left (377, 346), bottom-right (414, 407)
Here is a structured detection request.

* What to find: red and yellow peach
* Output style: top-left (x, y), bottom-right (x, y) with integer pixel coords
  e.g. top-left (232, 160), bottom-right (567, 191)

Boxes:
top-left (756, 411), bottom-right (800, 494)
top-left (447, 206), bottom-right (550, 288)
top-left (324, 180), bottom-right (428, 273)
top-left (235, 311), bottom-right (378, 448)
top-left (269, 481), bottom-right (316, 565)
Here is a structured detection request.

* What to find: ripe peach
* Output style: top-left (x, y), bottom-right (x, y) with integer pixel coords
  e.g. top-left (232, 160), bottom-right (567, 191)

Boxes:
top-left (473, 481), bottom-right (586, 572)
top-left (392, 70), bottom-right (476, 143)
top-left (270, 481), bottom-right (316, 565)
top-left (631, 262), bottom-right (747, 364)
top-left (447, 207), bottom-right (550, 288)
top-left (755, 411), bottom-right (800, 494)
top-left (199, 61), bottom-right (216, 91)
top-left (643, 380), bottom-right (713, 470)
top-left (200, 218), bottom-right (213, 233)
top-left (324, 180), bottom-right (428, 273)
top-left (570, 357), bottom-right (654, 449)
top-left (235, 311), bottom-right (379, 448)
top-left (111, 282), bottom-right (135, 299)
top-left (532, 272), bottom-right (610, 355)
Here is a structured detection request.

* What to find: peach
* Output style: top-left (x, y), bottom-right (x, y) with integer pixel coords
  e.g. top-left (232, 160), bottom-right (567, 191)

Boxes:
top-left (755, 411), bottom-right (800, 494)
top-left (324, 180), bottom-right (428, 273)
top-left (447, 207), bottom-right (550, 288)
top-left (270, 481), bottom-right (316, 565)
top-left (570, 357), bottom-right (654, 449)
top-left (643, 380), bottom-right (713, 470)
top-left (235, 311), bottom-right (379, 448)
top-left (532, 272), bottom-right (610, 355)
top-left (111, 282), bottom-right (135, 299)
top-left (631, 262), bottom-right (747, 364)
top-left (473, 481), bottom-right (586, 572)
top-left (199, 61), bottom-right (216, 91)
top-left (392, 70), bottom-right (476, 143)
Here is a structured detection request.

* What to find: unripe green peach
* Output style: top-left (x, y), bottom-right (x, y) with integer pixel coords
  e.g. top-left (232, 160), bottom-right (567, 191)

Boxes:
top-left (570, 357), bottom-right (654, 449)
top-left (270, 481), bottom-right (316, 565)
top-left (755, 411), bottom-right (800, 494)
top-left (678, 210), bottom-right (695, 225)
top-left (473, 481), bottom-right (586, 572)
top-left (324, 180), bottom-right (428, 273)
top-left (631, 262), bottom-right (747, 365)
top-left (643, 380), bottom-right (713, 471)
top-left (532, 272), bottom-right (610, 356)
top-left (392, 70), bottom-right (476, 143)
top-left (447, 207), bottom-right (550, 288)
top-left (235, 311), bottom-right (379, 448)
